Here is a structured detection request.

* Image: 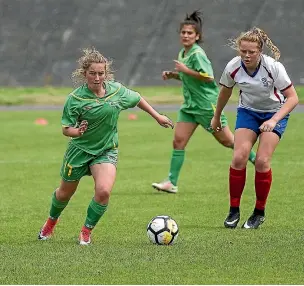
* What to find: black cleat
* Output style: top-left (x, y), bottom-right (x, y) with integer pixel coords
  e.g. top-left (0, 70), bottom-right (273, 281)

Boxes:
top-left (224, 211), bottom-right (240, 228)
top-left (242, 213), bottom-right (265, 229)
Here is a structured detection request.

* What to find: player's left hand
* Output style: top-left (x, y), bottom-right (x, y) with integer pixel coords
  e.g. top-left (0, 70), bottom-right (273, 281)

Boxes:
top-left (156, 114), bottom-right (174, 129)
top-left (259, 119), bottom-right (277, 132)
top-left (174, 60), bottom-right (189, 73)
top-left (211, 116), bottom-right (222, 132)
top-left (78, 120), bottom-right (88, 136)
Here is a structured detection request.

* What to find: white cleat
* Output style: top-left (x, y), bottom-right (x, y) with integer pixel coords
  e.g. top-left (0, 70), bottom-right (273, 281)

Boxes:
top-left (152, 180), bottom-right (178, 194)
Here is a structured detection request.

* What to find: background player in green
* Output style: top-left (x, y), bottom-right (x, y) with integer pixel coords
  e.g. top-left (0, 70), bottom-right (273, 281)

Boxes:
top-left (38, 47), bottom-right (174, 245)
top-left (152, 10), bottom-right (256, 193)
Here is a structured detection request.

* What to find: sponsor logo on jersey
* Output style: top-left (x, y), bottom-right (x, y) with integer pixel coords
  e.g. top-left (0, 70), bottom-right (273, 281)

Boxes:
top-left (261, 77), bottom-right (268, 87)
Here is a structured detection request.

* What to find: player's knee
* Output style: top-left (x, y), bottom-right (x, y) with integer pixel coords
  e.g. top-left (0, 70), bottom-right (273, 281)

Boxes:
top-left (57, 186), bottom-right (76, 201)
top-left (232, 150), bottom-right (249, 169)
top-left (173, 137), bottom-right (186, 149)
top-left (94, 185), bottom-right (111, 203)
top-left (255, 155), bottom-right (271, 172)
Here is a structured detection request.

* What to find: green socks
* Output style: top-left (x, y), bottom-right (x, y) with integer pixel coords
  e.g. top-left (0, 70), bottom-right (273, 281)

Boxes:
top-left (49, 191), bottom-right (69, 219)
top-left (249, 150), bottom-right (256, 164)
top-left (84, 199), bottom-right (108, 229)
top-left (168, 149), bottom-right (185, 186)
top-left (49, 192), bottom-right (108, 230)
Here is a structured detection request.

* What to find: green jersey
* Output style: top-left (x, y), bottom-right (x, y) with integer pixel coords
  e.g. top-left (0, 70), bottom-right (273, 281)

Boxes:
top-left (178, 43), bottom-right (219, 113)
top-left (61, 81), bottom-right (141, 155)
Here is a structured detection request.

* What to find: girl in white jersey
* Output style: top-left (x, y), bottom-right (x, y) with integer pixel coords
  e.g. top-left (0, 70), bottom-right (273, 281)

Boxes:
top-left (211, 27), bottom-right (298, 229)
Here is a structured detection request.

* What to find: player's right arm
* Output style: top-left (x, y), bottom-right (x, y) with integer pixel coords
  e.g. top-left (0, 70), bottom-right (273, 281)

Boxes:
top-left (62, 120), bottom-right (88, 137)
top-left (61, 95), bottom-right (87, 137)
top-left (211, 61), bottom-right (235, 131)
top-left (214, 64), bottom-right (235, 117)
top-left (162, 71), bottom-right (181, 81)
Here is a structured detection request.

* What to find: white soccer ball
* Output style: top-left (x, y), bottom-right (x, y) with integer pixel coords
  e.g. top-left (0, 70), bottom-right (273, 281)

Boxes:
top-left (147, 215), bottom-right (179, 245)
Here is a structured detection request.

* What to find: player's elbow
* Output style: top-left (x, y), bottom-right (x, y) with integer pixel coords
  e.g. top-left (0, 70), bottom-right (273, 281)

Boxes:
top-left (205, 77), bottom-right (214, 83)
top-left (62, 126), bottom-right (70, 136)
top-left (294, 94), bottom-right (299, 105)
top-left (199, 75), bottom-right (214, 83)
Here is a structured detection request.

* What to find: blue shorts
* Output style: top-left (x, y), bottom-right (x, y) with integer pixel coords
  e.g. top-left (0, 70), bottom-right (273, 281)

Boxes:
top-left (235, 107), bottom-right (289, 139)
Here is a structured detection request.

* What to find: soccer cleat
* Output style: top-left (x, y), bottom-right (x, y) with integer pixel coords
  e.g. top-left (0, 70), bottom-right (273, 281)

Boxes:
top-left (242, 213), bottom-right (265, 229)
top-left (38, 217), bottom-right (58, 240)
top-left (224, 211), bottom-right (240, 228)
top-left (79, 227), bottom-right (92, 245)
top-left (152, 180), bottom-right (178, 194)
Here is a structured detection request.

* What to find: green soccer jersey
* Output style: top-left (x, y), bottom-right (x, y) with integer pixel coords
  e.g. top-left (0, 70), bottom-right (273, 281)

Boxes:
top-left (178, 43), bottom-right (219, 113)
top-left (61, 81), bottom-right (141, 155)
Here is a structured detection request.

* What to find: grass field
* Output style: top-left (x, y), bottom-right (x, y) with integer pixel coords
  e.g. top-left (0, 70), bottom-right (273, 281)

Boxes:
top-left (0, 108), bottom-right (303, 285)
top-left (0, 85), bottom-right (304, 105)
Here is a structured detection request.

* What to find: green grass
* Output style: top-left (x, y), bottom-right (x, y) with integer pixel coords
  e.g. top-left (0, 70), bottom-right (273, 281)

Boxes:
top-left (0, 85), bottom-right (304, 105)
top-left (0, 109), bottom-right (304, 284)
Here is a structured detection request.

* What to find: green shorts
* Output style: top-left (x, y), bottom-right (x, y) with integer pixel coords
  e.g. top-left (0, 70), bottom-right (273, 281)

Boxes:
top-left (177, 108), bottom-right (228, 133)
top-left (60, 143), bottom-right (118, 182)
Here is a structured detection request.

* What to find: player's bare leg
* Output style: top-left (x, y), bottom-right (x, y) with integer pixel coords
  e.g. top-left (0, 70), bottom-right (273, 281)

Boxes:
top-left (225, 128), bottom-right (257, 228)
top-left (242, 132), bottom-right (279, 229)
top-left (79, 163), bottom-right (116, 245)
top-left (213, 125), bottom-right (256, 164)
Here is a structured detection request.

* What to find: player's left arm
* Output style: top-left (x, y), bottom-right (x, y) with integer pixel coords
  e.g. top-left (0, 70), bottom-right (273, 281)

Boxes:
top-left (119, 84), bottom-right (174, 129)
top-left (271, 85), bottom-right (298, 122)
top-left (260, 63), bottom-right (299, 132)
top-left (260, 86), bottom-right (298, 133)
top-left (173, 52), bottom-right (215, 82)
top-left (271, 62), bottom-right (299, 122)
top-left (137, 97), bottom-right (174, 129)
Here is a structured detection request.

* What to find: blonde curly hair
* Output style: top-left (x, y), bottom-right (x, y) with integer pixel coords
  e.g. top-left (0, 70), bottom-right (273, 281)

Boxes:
top-left (228, 27), bottom-right (281, 60)
top-left (71, 47), bottom-right (114, 85)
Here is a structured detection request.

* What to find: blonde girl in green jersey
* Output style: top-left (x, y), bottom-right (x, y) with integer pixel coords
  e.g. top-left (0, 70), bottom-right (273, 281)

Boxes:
top-left (152, 10), bottom-right (256, 193)
top-left (38, 47), bottom-right (174, 245)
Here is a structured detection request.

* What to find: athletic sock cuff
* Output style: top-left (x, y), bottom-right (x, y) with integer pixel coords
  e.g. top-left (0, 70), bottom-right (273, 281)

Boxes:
top-left (89, 199), bottom-right (108, 215)
top-left (230, 166), bottom-right (246, 176)
top-left (52, 191), bottom-right (69, 208)
top-left (255, 169), bottom-right (272, 178)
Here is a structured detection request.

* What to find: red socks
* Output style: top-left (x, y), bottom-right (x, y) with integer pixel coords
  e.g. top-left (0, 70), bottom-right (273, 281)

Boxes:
top-left (229, 166), bottom-right (272, 212)
top-left (255, 169), bottom-right (272, 211)
top-left (229, 167), bottom-right (246, 207)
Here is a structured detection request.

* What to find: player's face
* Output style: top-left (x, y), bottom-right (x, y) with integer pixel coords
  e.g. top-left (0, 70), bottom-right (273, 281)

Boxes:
top-left (85, 63), bottom-right (106, 90)
top-left (180, 25), bottom-right (199, 48)
top-left (239, 41), bottom-right (261, 70)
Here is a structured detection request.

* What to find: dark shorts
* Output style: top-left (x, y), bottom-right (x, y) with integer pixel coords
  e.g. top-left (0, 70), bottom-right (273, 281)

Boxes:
top-left (235, 107), bottom-right (289, 139)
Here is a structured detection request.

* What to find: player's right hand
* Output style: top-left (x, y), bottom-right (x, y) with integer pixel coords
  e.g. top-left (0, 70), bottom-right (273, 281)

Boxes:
top-left (156, 114), bottom-right (174, 129)
top-left (211, 116), bottom-right (222, 132)
top-left (162, 71), bottom-right (173, 80)
top-left (78, 120), bottom-right (88, 136)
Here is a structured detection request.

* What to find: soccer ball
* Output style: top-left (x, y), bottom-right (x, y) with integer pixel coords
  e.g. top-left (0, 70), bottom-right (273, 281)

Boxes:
top-left (147, 215), bottom-right (179, 245)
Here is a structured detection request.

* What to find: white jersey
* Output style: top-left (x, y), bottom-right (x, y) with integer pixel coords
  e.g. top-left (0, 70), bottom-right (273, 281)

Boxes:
top-left (219, 54), bottom-right (292, 112)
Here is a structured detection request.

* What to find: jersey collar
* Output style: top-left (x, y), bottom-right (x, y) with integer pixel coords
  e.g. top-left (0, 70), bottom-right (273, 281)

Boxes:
top-left (181, 43), bottom-right (199, 58)
top-left (241, 59), bottom-right (261, 77)
top-left (84, 83), bottom-right (109, 99)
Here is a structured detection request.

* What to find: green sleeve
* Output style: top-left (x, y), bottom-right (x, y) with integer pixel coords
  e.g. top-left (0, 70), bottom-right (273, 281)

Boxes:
top-left (191, 52), bottom-right (214, 78)
top-left (118, 85), bottom-right (141, 110)
top-left (61, 95), bottom-right (80, 127)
